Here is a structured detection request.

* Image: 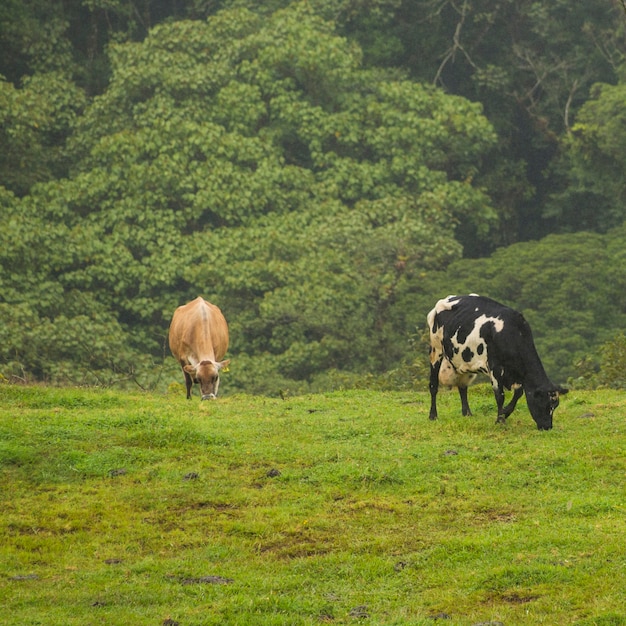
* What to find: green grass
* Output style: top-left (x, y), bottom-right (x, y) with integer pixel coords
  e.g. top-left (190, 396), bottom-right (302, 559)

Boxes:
top-left (1, 383), bottom-right (626, 625)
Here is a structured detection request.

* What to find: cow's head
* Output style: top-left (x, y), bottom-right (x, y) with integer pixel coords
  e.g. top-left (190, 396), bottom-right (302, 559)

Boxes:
top-left (183, 359), bottom-right (231, 400)
top-left (527, 386), bottom-right (568, 430)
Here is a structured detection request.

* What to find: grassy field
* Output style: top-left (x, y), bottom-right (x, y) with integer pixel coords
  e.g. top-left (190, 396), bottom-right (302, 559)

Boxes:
top-left (1, 383), bottom-right (625, 625)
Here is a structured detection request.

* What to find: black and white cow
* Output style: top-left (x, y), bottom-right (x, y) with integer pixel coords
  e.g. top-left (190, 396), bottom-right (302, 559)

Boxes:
top-left (427, 294), bottom-right (567, 430)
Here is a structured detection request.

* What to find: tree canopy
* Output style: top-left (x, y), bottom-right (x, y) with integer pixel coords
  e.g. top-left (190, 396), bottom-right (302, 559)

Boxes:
top-left (547, 80), bottom-right (626, 232)
top-left (1, 5), bottom-right (498, 392)
top-left (1, 0), bottom-right (625, 393)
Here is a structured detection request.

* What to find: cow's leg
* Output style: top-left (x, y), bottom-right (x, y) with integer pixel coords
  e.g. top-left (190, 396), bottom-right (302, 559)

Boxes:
top-left (458, 386), bottom-right (472, 416)
top-left (501, 387), bottom-right (524, 418)
top-left (429, 359), bottom-right (442, 420)
top-left (492, 380), bottom-right (507, 424)
top-left (183, 369), bottom-right (194, 399)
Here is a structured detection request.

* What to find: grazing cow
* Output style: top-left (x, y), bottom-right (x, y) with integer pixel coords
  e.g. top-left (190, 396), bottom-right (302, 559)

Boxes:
top-left (427, 294), bottom-right (567, 430)
top-left (169, 297), bottom-right (230, 400)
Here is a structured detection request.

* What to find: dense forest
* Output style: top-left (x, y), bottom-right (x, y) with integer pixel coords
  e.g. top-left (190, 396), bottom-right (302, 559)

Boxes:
top-left (1, 0), bottom-right (625, 394)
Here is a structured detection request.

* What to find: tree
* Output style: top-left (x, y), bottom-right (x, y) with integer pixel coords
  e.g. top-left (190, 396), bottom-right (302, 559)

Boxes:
top-left (0, 4), bottom-right (497, 392)
top-left (0, 0), bottom-right (196, 95)
top-left (3, 0), bottom-right (626, 251)
top-left (389, 0), bottom-right (625, 246)
top-left (546, 79), bottom-right (626, 232)
top-left (0, 73), bottom-right (86, 195)
top-left (212, 0), bottom-right (626, 248)
top-left (0, 0), bottom-right (75, 83)
top-left (598, 333), bottom-right (626, 389)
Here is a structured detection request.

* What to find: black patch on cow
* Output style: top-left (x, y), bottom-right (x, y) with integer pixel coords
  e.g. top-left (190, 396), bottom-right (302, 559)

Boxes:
top-left (462, 347), bottom-right (473, 362)
top-left (479, 320), bottom-right (497, 341)
top-left (455, 324), bottom-right (471, 345)
top-left (477, 343), bottom-right (484, 355)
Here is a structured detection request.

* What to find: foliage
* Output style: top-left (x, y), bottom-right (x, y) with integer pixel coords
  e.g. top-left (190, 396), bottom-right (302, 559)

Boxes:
top-left (547, 80), bottom-right (626, 232)
top-left (0, 0), bottom-right (193, 93)
top-left (2, 0), bottom-right (626, 244)
top-left (405, 224), bottom-right (626, 385)
top-left (386, 0), bottom-right (626, 244)
top-left (0, 5), bottom-right (497, 393)
top-left (2, 385), bottom-right (626, 624)
top-left (0, 72), bottom-right (86, 195)
top-left (0, 0), bottom-right (75, 82)
top-left (1, 1), bottom-right (626, 393)
top-left (598, 333), bottom-right (626, 389)
top-left (206, 0), bottom-right (626, 247)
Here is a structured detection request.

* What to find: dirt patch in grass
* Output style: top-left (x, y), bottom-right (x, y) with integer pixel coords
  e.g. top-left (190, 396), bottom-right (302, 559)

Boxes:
top-left (179, 575), bottom-right (234, 585)
top-left (257, 536), bottom-right (332, 559)
top-left (485, 591), bottom-right (540, 604)
top-left (475, 508), bottom-right (518, 524)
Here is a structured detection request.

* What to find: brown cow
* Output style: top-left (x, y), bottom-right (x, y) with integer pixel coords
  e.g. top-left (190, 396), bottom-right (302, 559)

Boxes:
top-left (168, 297), bottom-right (230, 400)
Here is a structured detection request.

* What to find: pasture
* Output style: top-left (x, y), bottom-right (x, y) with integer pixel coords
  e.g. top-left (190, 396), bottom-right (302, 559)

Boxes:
top-left (1, 383), bottom-right (625, 625)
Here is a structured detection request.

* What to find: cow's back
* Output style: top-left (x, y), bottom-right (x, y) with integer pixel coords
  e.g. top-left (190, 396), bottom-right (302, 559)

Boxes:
top-left (169, 297), bottom-right (229, 362)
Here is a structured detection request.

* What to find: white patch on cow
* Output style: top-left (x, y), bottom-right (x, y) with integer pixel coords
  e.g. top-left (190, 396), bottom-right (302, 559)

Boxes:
top-left (428, 295), bottom-right (497, 385)
top-left (433, 295), bottom-right (460, 315)
top-left (438, 358), bottom-right (457, 386)
top-left (449, 314), bottom-right (504, 374)
top-left (489, 371), bottom-right (499, 388)
top-left (438, 358), bottom-right (477, 388)
top-left (433, 293), bottom-right (482, 317)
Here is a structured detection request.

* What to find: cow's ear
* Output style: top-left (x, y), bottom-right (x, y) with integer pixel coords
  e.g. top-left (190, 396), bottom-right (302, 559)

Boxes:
top-left (183, 365), bottom-right (195, 374)
top-left (558, 386), bottom-right (569, 395)
top-left (218, 359), bottom-right (231, 372)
